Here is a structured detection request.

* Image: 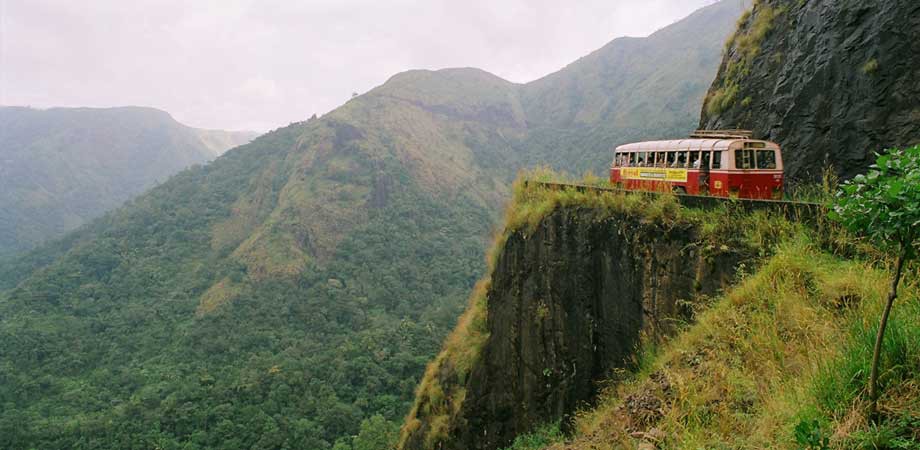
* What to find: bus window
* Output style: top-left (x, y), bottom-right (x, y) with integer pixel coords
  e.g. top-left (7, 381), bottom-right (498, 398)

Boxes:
top-left (667, 152), bottom-right (677, 167)
top-left (629, 153), bottom-right (637, 166)
top-left (702, 151), bottom-right (711, 169)
top-left (689, 152), bottom-right (700, 168)
top-left (655, 152), bottom-right (664, 167)
top-left (677, 151), bottom-right (688, 167)
top-left (712, 151), bottom-right (722, 169)
top-left (735, 150), bottom-right (755, 169)
top-left (756, 150), bottom-right (777, 169)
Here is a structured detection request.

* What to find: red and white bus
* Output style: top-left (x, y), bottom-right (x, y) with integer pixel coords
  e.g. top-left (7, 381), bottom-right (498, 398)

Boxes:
top-left (609, 130), bottom-right (784, 200)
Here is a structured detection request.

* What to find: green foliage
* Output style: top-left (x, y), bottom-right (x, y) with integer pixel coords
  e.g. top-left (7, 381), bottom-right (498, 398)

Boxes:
top-left (706, 81), bottom-right (740, 116)
top-left (500, 422), bottom-right (565, 450)
top-left (848, 414), bottom-right (920, 449)
top-left (706, 1), bottom-right (786, 117)
top-left (793, 419), bottom-right (830, 450)
top-left (349, 415), bottom-right (399, 450)
top-left (861, 58), bottom-right (880, 75)
top-left (831, 146), bottom-right (920, 255)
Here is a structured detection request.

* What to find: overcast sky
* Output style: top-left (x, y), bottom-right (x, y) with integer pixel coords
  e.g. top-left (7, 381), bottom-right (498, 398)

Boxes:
top-left (1, 0), bottom-right (725, 132)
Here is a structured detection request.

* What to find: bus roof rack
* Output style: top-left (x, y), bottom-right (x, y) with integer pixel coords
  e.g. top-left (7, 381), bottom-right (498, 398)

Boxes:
top-left (690, 129), bottom-right (753, 139)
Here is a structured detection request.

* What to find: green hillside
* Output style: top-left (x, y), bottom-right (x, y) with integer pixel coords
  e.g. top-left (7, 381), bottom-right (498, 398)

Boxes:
top-left (0, 106), bottom-right (256, 258)
top-left (0, 2), bottom-right (746, 448)
top-left (0, 114), bottom-right (497, 448)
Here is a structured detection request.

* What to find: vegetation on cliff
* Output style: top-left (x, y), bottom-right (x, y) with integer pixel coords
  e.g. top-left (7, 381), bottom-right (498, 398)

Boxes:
top-left (487, 166), bottom-right (919, 448)
top-left (402, 166), bottom-right (919, 449)
top-left (539, 237), bottom-right (919, 449)
top-left (705, 0), bottom-right (786, 117)
top-left (398, 172), bottom-right (807, 450)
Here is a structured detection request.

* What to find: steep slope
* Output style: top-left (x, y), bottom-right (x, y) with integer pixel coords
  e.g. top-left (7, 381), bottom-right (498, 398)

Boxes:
top-left (539, 241), bottom-right (920, 449)
top-left (398, 183), bottom-right (769, 450)
top-left (0, 106), bottom-right (257, 257)
top-left (0, 2), bottom-right (748, 448)
top-left (518, 0), bottom-right (750, 174)
top-left (699, 0), bottom-right (920, 182)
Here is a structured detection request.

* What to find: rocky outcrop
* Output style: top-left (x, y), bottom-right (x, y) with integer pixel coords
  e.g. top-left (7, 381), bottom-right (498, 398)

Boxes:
top-left (700, 0), bottom-right (920, 182)
top-left (400, 206), bottom-right (747, 450)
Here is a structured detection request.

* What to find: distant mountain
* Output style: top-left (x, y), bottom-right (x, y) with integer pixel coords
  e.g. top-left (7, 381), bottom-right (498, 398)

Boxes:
top-left (699, 0), bottom-right (920, 182)
top-left (0, 2), bottom-right (746, 449)
top-left (519, 0), bottom-right (750, 174)
top-left (0, 106), bottom-right (257, 258)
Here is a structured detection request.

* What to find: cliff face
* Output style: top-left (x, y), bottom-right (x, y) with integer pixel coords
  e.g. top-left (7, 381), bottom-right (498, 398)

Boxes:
top-left (700, 0), bottom-right (920, 182)
top-left (401, 203), bottom-right (747, 450)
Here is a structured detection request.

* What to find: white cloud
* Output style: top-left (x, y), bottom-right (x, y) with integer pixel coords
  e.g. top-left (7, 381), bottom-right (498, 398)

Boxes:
top-left (0, 0), bottom-right (723, 131)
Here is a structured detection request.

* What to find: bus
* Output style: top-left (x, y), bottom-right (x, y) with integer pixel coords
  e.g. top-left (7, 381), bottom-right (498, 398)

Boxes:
top-left (609, 130), bottom-right (784, 200)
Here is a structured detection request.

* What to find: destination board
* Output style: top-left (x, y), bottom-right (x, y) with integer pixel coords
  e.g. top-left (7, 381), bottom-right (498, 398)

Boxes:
top-left (620, 168), bottom-right (688, 183)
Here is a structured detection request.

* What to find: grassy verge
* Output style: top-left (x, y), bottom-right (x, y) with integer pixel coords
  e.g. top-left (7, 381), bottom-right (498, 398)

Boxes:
top-left (542, 236), bottom-right (920, 449)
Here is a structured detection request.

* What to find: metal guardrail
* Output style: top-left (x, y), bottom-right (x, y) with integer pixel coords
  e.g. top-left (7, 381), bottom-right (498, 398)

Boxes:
top-left (524, 181), bottom-right (828, 224)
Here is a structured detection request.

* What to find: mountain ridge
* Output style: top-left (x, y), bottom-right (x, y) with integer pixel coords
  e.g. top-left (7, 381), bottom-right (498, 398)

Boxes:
top-left (0, 105), bottom-right (257, 258)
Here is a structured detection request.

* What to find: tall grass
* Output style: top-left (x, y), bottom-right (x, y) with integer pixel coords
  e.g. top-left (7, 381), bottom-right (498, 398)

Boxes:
top-left (500, 422), bottom-right (565, 450)
top-left (543, 238), bottom-right (920, 449)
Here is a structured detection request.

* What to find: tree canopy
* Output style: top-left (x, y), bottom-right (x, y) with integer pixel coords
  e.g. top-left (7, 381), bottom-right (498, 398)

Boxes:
top-left (830, 144), bottom-right (920, 421)
top-left (831, 145), bottom-right (920, 254)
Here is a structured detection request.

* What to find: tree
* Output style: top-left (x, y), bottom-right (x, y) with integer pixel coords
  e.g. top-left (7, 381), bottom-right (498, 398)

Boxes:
top-left (352, 415), bottom-right (398, 450)
top-left (830, 145), bottom-right (920, 421)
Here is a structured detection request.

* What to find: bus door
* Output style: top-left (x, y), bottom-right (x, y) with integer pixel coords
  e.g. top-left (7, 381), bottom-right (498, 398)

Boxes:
top-left (699, 151), bottom-right (711, 195)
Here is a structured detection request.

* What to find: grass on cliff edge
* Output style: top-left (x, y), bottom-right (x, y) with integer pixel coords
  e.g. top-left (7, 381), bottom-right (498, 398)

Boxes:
top-left (537, 236), bottom-right (920, 449)
top-left (398, 169), bottom-right (810, 449)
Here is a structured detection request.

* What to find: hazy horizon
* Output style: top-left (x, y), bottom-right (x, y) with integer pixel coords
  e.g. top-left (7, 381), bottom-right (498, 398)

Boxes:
top-left (1, 0), bottom-right (726, 132)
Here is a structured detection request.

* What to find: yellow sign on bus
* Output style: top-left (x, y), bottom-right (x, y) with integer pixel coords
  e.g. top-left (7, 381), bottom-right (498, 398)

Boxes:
top-left (620, 168), bottom-right (688, 183)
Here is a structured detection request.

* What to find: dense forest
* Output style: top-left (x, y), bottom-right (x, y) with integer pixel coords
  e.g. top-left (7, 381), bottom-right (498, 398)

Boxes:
top-left (0, 125), bottom-right (488, 448)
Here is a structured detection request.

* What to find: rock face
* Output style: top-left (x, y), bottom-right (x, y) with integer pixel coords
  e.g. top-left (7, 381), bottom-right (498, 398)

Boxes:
top-left (401, 206), bottom-right (745, 450)
top-left (699, 0), bottom-right (920, 182)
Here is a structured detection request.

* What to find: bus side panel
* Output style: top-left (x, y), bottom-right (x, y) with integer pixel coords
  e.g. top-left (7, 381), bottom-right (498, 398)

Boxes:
top-left (686, 171), bottom-right (701, 195)
top-left (726, 172), bottom-right (784, 199)
top-left (708, 172), bottom-right (731, 197)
